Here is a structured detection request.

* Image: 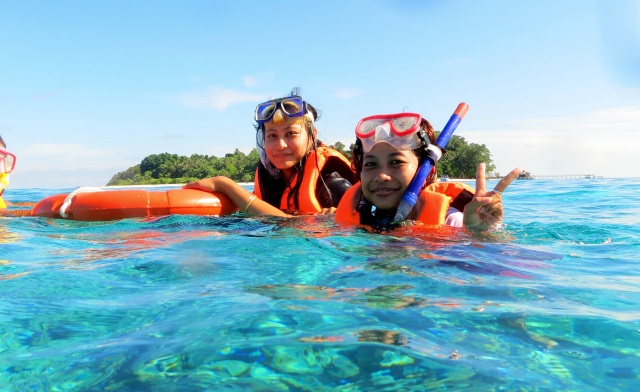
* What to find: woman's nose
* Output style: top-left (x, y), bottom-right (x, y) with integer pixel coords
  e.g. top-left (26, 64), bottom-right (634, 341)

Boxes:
top-left (375, 168), bottom-right (391, 181)
top-left (275, 137), bottom-right (287, 149)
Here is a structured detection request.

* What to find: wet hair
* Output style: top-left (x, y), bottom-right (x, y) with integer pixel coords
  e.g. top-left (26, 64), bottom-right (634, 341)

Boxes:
top-left (0, 134), bottom-right (5, 149)
top-left (351, 118), bottom-right (439, 187)
top-left (253, 88), bottom-right (329, 211)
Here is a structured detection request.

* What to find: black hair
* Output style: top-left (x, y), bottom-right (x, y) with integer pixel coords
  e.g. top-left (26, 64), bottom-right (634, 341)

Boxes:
top-left (0, 134), bottom-right (5, 148)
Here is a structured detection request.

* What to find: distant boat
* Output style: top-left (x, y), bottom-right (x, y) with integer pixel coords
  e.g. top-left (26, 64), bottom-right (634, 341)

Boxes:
top-left (440, 175), bottom-right (449, 182)
top-left (517, 171), bottom-right (533, 180)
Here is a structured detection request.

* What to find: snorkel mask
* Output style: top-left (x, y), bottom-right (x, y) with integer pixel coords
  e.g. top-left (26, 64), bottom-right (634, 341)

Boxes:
top-left (255, 96), bottom-right (316, 177)
top-left (255, 96), bottom-right (313, 125)
top-left (0, 147), bottom-right (16, 175)
top-left (355, 112), bottom-right (426, 153)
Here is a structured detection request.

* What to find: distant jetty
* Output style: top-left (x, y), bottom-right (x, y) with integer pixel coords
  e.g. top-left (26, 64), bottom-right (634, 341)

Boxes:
top-left (516, 171), bottom-right (602, 180)
top-left (438, 172), bottom-right (603, 182)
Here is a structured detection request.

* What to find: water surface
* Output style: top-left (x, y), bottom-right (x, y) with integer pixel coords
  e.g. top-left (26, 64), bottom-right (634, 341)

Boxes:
top-left (1, 178), bottom-right (639, 391)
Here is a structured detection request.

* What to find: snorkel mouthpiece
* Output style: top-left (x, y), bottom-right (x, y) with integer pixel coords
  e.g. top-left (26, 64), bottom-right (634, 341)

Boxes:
top-left (393, 102), bottom-right (469, 222)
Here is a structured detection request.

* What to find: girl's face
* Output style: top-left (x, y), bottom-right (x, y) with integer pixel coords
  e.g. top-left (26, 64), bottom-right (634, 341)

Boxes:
top-left (263, 116), bottom-right (313, 180)
top-left (360, 142), bottom-right (419, 210)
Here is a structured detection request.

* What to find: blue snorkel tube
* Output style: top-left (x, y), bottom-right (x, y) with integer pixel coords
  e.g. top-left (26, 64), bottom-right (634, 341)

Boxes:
top-left (393, 102), bottom-right (469, 222)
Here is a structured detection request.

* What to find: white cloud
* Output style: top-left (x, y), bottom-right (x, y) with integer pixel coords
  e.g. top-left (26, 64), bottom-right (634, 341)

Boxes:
top-left (177, 87), bottom-right (265, 110)
top-left (243, 72), bottom-right (274, 87)
top-left (243, 76), bottom-right (258, 87)
top-left (472, 106), bottom-right (640, 178)
top-left (14, 143), bottom-right (131, 176)
top-left (331, 88), bottom-right (363, 100)
top-left (10, 167), bottom-right (118, 189)
top-left (22, 143), bottom-right (119, 159)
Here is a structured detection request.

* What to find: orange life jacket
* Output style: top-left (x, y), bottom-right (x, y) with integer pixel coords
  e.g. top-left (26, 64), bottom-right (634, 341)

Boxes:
top-left (254, 146), bottom-right (352, 213)
top-left (335, 181), bottom-right (475, 225)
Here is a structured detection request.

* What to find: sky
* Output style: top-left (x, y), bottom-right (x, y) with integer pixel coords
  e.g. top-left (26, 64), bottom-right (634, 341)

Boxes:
top-left (1, 0), bottom-right (639, 189)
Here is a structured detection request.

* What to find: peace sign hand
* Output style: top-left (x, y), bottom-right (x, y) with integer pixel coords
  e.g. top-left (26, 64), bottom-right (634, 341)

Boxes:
top-left (463, 163), bottom-right (523, 230)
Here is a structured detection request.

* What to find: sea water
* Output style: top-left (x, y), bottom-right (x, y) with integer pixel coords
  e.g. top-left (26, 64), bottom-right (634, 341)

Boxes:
top-left (1, 178), bottom-right (639, 391)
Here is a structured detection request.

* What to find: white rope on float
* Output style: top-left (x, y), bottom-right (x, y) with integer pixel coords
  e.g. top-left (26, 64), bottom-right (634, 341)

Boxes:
top-left (59, 187), bottom-right (105, 218)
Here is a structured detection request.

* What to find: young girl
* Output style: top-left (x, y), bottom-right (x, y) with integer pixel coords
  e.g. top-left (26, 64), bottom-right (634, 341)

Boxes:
top-left (185, 89), bottom-right (356, 216)
top-left (335, 112), bottom-right (522, 231)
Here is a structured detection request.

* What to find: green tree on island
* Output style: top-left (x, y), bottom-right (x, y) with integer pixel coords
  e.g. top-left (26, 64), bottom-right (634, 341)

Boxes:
top-left (436, 134), bottom-right (496, 179)
top-left (107, 138), bottom-right (494, 185)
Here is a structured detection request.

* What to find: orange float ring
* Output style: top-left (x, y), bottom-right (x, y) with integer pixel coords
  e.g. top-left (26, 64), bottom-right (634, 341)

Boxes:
top-left (30, 188), bottom-right (238, 221)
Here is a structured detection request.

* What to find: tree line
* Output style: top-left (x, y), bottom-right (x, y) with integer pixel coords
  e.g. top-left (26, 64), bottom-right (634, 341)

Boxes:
top-left (106, 135), bottom-right (496, 186)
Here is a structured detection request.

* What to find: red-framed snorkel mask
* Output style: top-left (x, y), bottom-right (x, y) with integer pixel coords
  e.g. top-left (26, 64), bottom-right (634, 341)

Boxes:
top-left (0, 147), bottom-right (16, 174)
top-left (254, 96), bottom-right (311, 125)
top-left (355, 112), bottom-right (424, 153)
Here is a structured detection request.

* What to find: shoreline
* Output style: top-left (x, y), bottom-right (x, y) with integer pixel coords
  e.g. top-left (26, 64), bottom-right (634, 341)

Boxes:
top-left (103, 182), bottom-right (255, 189)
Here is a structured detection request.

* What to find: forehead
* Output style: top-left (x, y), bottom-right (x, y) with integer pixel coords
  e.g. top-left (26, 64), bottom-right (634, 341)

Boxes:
top-left (264, 117), bottom-right (306, 132)
top-left (364, 142), bottom-right (415, 158)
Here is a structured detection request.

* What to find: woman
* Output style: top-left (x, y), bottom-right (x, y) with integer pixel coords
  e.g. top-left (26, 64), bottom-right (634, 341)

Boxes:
top-left (185, 89), bottom-right (356, 216)
top-left (335, 112), bottom-right (522, 231)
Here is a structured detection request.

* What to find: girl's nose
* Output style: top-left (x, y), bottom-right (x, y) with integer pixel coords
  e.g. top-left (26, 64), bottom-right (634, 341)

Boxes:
top-left (275, 137), bottom-right (288, 150)
top-left (375, 168), bottom-right (391, 182)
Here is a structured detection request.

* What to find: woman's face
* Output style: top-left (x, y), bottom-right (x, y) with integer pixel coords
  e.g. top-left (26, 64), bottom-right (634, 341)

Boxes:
top-left (263, 116), bottom-right (313, 180)
top-left (360, 142), bottom-right (419, 210)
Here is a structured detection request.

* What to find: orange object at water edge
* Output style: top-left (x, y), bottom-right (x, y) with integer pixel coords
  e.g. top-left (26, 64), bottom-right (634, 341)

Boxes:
top-left (30, 188), bottom-right (238, 221)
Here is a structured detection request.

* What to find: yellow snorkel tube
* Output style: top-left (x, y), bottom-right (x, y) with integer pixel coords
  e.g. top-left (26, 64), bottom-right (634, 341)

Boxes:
top-left (0, 173), bottom-right (8, 209)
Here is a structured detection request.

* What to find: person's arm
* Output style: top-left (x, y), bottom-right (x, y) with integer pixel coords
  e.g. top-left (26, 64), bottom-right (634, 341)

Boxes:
top-left (0, 194), bottom-right (34, 216)
top-left (463, 163), bottom-right (522, 230)
top-left (183, 176), bottom-right (289, 217)
top-left (0, 208), bottom-right (33, 217)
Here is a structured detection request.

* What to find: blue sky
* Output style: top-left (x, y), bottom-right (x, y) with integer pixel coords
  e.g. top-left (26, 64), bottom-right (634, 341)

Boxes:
top-left (1, 0), bottom-right (638, 189)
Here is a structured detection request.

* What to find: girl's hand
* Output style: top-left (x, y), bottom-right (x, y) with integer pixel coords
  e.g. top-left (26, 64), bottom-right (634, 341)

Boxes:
top-left (183, 177), bottom-right (224, 193)
top-left (463, 163), bottom-right (522, 230)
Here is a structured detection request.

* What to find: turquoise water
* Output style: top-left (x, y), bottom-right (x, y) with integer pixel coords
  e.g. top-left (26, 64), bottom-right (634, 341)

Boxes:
top-left (1, 178), bottom-right (639, 391)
